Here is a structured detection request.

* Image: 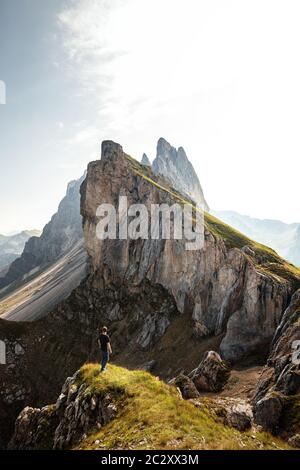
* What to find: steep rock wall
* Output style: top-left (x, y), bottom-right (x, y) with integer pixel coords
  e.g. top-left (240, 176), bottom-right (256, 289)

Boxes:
top-left (81, 141), bottom-right (294, 364)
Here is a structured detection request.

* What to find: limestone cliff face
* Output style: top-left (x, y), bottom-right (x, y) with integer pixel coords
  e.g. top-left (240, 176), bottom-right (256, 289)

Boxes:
top-left (152, 138), bottom-right (209, 211)
top-left (81, 141), bottom-right (295, 364)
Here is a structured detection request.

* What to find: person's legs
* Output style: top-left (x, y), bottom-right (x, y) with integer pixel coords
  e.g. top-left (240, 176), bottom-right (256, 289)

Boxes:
top-left (101, 351), bottom-right (109, 371)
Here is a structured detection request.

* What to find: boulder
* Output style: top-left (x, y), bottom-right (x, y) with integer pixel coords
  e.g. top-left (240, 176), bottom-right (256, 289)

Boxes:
top-left (191, 351), bottom-right (230, 393)
top-left (174, 374), bottom-right (200, 399)
top-left (226, 403), bottom-right (252, 431)
top-left (192, 397), bottom-right (252, 432)
top-left (253, 392), bottom-right (285, 432)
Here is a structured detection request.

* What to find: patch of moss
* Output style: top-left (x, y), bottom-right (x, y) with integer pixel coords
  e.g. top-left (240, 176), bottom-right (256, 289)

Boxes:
top-left (75, 364), bottom-right (290, 450)
top-left (76, 367), bottom-right (127, 401)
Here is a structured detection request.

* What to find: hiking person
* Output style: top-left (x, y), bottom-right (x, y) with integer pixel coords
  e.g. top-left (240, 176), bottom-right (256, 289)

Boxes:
top-left (98, 326), bottom-right (112, 372)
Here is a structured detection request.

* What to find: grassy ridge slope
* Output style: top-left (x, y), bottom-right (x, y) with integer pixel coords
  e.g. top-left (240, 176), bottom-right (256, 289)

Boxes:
top-left (126, 154), bottom-right (300, 289)
top-left (75, 364), bottom-right (290, 450)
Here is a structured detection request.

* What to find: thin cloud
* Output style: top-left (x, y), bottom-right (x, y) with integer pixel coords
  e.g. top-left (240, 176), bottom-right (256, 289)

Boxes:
top-left (65, 125), bottom-right (99, 146)
top-left (57, 0), bottom-right (300, 223)
top-left (57, 0), bottom-right (207, 137)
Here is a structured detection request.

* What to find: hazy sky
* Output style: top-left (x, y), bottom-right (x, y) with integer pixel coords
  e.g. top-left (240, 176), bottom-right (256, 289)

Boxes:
top-left (0, 0), bottom-right (300, 234)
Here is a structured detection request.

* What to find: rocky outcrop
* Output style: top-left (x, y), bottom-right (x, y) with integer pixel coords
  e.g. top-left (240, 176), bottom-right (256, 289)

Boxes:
top-left (8, 405), bottom-right (58, 450)
top-left (0, 175), bottom-right (85, 289)
top-left (253, 392), bottom-right (285, 433)
top-left (253, 289), bottom-right (300, 434)
top-left (194, 396), bottom-right (253, 432)
top-left (8, 370), bottom-right (119, 450)
top-left (189, 351), bottom-right (230, 393)
top-left (152, 137), bottom-right (209, 211)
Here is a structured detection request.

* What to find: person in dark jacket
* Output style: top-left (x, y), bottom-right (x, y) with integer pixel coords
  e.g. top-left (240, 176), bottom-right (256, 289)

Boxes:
top-left (98, 326), bottom-right (112, 372)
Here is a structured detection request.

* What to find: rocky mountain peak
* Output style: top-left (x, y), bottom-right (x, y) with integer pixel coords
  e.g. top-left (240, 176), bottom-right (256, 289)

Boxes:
top-left (141, 153), bottom-right (151, 166)
top-left (156, 138), bottom-right (188, 164)
top-left (156, 137), bottom-right (173, 155)
top-left (152, 137), bottom-right (209, 211)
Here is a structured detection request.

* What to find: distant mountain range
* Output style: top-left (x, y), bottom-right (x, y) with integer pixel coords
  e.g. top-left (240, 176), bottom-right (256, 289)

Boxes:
top-left (213, 210), bottom-right (300, 266)
top-left (0, 230), bottom-right (41, 275)
top-left (0, 175), bottom-right (86, 292)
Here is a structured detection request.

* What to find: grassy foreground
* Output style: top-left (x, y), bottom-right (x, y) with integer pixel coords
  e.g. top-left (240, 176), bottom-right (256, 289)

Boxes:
top-left (75, 364), bottom-right (290, 450)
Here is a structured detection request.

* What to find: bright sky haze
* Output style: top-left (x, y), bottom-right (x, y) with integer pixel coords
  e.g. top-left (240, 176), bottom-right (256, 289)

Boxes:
top-left (0, 0), bottom-right (299, 233)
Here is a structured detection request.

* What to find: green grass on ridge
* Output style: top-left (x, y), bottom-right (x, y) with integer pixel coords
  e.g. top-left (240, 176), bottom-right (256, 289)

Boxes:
top-left (75, 364), bottom-right (291, 450)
